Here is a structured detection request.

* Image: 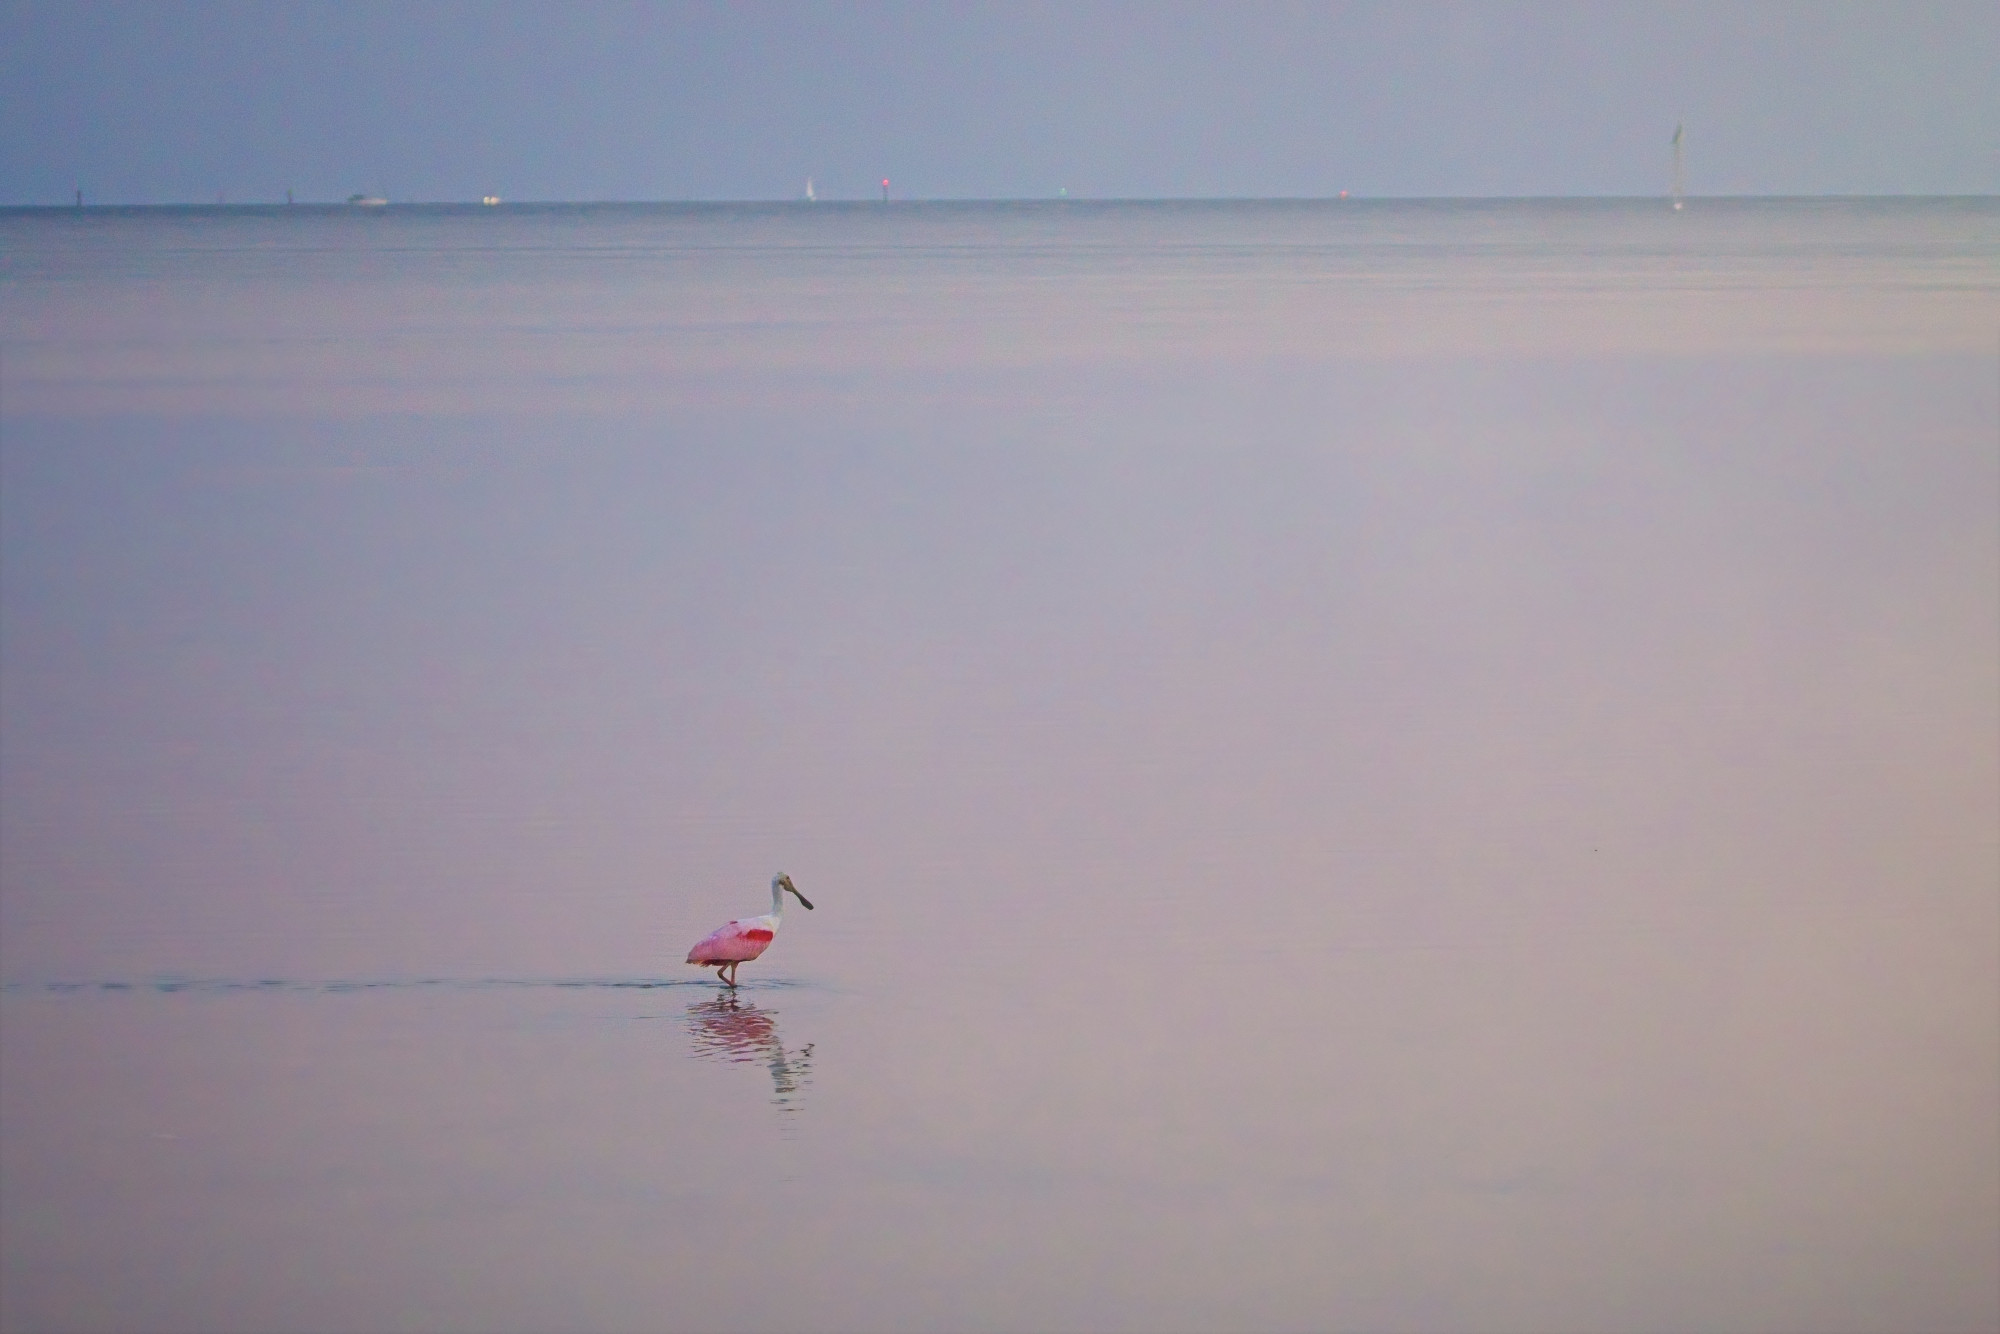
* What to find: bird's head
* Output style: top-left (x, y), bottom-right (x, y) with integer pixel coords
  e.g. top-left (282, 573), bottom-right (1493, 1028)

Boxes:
top-left (774, 872), bottom-right (814, 910)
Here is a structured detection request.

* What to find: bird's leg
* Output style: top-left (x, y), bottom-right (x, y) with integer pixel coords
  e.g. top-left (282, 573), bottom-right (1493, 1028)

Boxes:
top-left (721, 963), bottom-right (737, 988)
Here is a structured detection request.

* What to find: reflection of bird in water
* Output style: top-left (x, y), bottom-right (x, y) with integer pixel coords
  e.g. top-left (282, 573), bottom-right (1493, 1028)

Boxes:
top-left (686, 873), bottom-right (814, 987)
top-left (686, 992), bottom-right (815, 1109)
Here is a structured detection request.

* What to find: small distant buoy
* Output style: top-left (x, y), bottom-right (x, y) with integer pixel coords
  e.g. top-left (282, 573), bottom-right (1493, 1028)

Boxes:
top-left (482, 195), bottom-right (500, 206)
top-left (1339, 190), bottom-right (1349, 199)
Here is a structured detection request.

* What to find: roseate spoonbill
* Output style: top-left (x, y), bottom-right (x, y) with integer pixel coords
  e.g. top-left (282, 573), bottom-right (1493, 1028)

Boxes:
top-left (686, 873), bottom-right (814, 987)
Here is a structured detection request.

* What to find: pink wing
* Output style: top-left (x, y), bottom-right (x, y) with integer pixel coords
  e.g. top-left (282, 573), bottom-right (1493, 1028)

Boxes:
top-left (686, 919), bottom-right (776, 964)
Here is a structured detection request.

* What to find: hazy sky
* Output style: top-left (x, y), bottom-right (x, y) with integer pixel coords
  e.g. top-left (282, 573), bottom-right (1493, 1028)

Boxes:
top-left (3, 0), bottom-right (1994, 204)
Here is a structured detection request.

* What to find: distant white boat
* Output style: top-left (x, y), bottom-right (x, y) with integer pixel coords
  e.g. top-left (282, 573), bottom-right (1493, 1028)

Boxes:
top-left (347, 194), bottom-right (388, 207)
top-left (1671, 124), bottom-right (1685, 211)
top-left (805, 178), bottom-right (816, 202)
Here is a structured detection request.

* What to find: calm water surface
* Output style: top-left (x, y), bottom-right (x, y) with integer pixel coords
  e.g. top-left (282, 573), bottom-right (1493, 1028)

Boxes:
top-left (3, 200), bottom-right (1997, 1332)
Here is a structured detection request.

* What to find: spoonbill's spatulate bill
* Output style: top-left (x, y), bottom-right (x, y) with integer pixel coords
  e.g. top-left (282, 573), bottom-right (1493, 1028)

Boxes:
top-left (686, 873), bottom-right (814, 987)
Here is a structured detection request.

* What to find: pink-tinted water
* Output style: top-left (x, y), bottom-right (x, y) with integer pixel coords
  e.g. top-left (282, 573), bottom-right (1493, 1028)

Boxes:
top-left (3, 200), bottom-right (1995, 1332)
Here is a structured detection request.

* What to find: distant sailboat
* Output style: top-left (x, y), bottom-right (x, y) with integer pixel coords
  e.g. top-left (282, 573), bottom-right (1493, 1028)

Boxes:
top-left (1671, 124), bottom-right (1686, 211)
top-left (805, 177), bottom-right (816, 202)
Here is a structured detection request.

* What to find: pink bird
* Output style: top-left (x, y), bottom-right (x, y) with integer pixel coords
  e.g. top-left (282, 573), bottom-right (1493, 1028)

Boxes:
top-left (686, 873), bottom-right (814, 987)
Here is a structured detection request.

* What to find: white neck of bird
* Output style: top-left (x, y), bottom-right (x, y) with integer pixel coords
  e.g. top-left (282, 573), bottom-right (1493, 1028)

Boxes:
top-left (769, 880), bottom-right (788, 919)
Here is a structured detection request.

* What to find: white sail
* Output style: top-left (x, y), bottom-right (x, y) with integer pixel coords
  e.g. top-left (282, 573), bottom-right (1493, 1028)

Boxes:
top-left (1671, 124), bottom-right (1685, 211)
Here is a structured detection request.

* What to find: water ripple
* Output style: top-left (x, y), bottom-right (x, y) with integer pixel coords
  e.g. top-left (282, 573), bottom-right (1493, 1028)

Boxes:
top-left (1, 976), bottom-right (819, 996)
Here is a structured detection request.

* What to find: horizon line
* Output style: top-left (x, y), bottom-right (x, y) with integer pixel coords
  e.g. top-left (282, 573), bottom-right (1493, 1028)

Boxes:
top-left (7, 191), bottom-right (1996, 211)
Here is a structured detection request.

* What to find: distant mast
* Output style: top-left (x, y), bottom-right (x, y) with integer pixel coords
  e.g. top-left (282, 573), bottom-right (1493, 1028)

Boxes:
top-left (1671, 123), bottom-right (1686, 211)
top-left (805, 177), bottom-right (816, 202)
